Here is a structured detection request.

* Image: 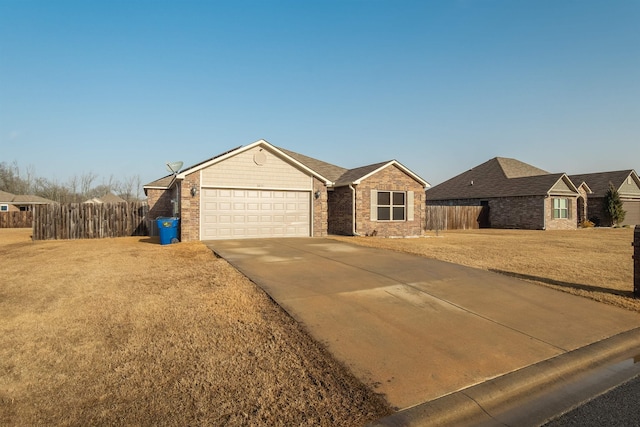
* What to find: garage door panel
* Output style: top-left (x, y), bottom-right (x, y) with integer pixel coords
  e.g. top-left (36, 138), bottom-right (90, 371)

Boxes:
top-left (202, 189), bottom-right (310, 239)
top-left (622, 201), bottom-right (640, 226)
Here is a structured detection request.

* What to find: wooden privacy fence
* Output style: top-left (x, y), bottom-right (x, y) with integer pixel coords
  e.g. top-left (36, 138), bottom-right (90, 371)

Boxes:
top-left (0, 211), bottom-right (33, 228)
top-left (32, 202), bottom-right (149, 240)
top-left (425, 205), bottom-right (485, 230)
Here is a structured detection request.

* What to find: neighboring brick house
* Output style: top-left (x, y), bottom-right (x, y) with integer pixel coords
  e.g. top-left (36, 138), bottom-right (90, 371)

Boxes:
top-left (569, 170), bottom-right (640, 226)
top-left (0, 190), bottom-right (57, 212)
top-left (426, 157), bottom-right (581, 230)
top-left (143, 139), bottom-right (430, 241)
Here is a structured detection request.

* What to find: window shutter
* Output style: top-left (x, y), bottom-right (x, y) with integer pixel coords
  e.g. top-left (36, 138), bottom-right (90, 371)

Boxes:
top-left (370, 190), bottom-right (377, 221)
top-left (407, 191), bottom-right (414, 221)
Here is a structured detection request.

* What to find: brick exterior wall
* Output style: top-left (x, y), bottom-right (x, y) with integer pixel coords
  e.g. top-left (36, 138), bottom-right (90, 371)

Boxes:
top-left (490, 196), bottom-right (546, 229)
top-left (577, 186), bottom-right (588, 224)
top-left (328, 186), bottom-right (354, 235)
top-left (171, 172), bottom-right (328, 242)
top-left (586, 197), bottom-right (609, 226)
top-left (312, 177), bottom-right (328, 237)
top-left (428, 195), bottom-right (578, 230)
top-left (179, 171), bottom-right (201, 242)
top-left (355, 165), bottom-right (425, 237)
top-left (544, 196), bottom-right (578, 230)
top-left (146, 187), bottom-right (178, 236)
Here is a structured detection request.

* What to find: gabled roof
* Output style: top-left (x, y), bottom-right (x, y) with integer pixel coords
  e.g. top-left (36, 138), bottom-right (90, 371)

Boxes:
top-left (334, 161), bottom-right (390, 186)
top-left (334, 160), bottom-right (430, 188)
top-left (144, 139), bottom-right (430, 190)
top-left (174, 140), bottom-right (334, 184)
top-left (0, 190), bottom-right (57, 205)
top-left (143, 146), bottom-right (243, 192)
top-left (0, 190), bottom-right (15, 202)
top-left (143, 174), bottom-right (176, 192)
top-left (427, 157), bottom-right (578, 200)
top-left (569, 170), bottom-right (639, 197)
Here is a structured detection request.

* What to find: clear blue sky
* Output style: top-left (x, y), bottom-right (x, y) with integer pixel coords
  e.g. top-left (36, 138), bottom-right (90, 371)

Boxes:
top-left (1, 0), bottom-right (638, 189)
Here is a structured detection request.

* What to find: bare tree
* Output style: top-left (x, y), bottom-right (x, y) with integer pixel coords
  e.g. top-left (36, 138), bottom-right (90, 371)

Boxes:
top-left (34, 177), bottom-right (71, 203)
top-left (67, 175), bottom-right (80, 203)
top-left (24, 164), bottom-right (37, 194)
top-left (1, 161), bottom-right (145, 203)
top-left (80, 172), bottom-right (98, 200)
top-left (117, 175), bottom-right (142, 201)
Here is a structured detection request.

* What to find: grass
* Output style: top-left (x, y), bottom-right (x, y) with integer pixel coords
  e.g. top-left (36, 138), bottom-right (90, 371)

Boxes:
top-left (2, 227), bottom-right (636, 426)
top-left (0, 229), bottom-right (391, 426)
top-left (331, 227), bottom-right (639, 312)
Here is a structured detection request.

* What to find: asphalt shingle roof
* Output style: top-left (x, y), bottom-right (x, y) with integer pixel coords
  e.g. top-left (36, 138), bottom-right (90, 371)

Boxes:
top-left (427, 157), bottom-right (570, 200)
top-left (276, 147), bottom-right (348, 182)
top-left (144, 174), bottom-right (176, 189)
top-left (569, 170), bottom-right (636, 197)
top-left (277, 147), bottom-right (408, 187)
top-left (334, 161), bottom-right (392, 186)
top-left (144, 141), bottom-right (427, 189)
top-left (0, 190), bottom-right (57, 204)
top-left (0, 190), bottom-right (15, 202)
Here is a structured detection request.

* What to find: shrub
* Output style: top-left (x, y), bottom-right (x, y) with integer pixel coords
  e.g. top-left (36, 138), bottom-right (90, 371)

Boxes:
top-left (604, 183), bottom-right (626, 226)
top-left (579, 219), bottom-right (595, 228)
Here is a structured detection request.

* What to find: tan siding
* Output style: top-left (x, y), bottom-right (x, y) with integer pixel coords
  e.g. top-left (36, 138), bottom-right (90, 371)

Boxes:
top-left (201, 146), bottom-right (312, 190)
top-left (619, 176), bottom-right (640, 197)
top-left (550, 178), bottom-right (573, 194)
top-left (622, 201), bottom-right (640, 226)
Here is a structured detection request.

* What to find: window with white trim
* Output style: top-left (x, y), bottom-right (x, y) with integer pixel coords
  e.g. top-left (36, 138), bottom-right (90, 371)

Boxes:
top-left (553, 198), bottom-right (570, 219)
top-left (0, 204), bottom-right (8, 212)
top-left (377, 191), bottom-right (405, 221)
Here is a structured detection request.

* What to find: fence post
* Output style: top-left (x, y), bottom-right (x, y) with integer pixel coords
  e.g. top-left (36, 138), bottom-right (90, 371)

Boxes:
top-left (634, 225), bottom-right (640, 298)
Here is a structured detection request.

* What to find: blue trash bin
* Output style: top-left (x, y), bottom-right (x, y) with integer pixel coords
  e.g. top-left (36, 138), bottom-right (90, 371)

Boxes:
top-left (156, 217), bottom-right (179, 245)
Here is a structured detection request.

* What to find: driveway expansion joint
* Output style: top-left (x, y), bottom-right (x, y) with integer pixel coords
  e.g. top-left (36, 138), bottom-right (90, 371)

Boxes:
top-left (206, 238), bottom-right (640, 417)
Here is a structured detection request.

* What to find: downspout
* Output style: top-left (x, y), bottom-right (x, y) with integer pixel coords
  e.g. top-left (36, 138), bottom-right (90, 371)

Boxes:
top-left (349, 184), bottom-right (360, 236)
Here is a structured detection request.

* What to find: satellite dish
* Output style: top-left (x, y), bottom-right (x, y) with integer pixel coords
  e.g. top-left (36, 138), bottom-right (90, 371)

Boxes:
top-left (166, 161), bottom-right (183, 174)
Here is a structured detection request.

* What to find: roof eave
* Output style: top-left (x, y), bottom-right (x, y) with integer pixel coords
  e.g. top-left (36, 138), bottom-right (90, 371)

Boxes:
top-left (352, 160), bottom-right (430, 188)
top-left (546, 174), bottom-right (580, 196)
top-left (175, 139), bottom-right (333, 185)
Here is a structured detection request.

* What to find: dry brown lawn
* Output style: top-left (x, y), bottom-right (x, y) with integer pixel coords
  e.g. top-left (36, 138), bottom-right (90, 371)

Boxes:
top-left (0, 229), bottom-right (391, 426)
top-left (2, 227), bottom-right (636, 426)
top-left (331, 227), bottom-right (639, 312)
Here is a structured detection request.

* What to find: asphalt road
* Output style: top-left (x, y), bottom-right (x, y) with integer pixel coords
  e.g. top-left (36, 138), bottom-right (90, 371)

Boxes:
top-left (544, 374), bottom-right (640, 426)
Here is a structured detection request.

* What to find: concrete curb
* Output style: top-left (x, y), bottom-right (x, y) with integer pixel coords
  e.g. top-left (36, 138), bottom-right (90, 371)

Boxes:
top-left (370, 327), bottom-right (640, 427)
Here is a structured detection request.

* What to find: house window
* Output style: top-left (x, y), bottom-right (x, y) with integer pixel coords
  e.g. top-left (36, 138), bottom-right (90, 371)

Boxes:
top-left (377, 191), bottom-right (405, 221)
top-left (0, 204), bottom-right (8, 212)
top-left (553, 198), bottom-right (570, 219)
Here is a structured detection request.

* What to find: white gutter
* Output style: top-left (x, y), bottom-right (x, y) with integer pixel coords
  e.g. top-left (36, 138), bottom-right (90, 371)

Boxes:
top-left (349, 184), bottom-right (360, 236)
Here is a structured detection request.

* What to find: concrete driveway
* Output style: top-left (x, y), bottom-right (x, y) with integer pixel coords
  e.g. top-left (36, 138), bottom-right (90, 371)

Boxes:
top-left (206, 238), bottom-right (640, 413)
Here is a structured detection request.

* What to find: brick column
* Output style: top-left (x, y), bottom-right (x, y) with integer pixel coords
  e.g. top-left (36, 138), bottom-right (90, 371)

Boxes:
top-left (635, 226), bottom-right (640, 298)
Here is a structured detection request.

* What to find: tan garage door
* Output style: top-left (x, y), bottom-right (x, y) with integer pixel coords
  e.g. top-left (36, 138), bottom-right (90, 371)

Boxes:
top-left (201, 188), bottom-right (310, 240)
top-left (622, 200), bottom-right (640, 226)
